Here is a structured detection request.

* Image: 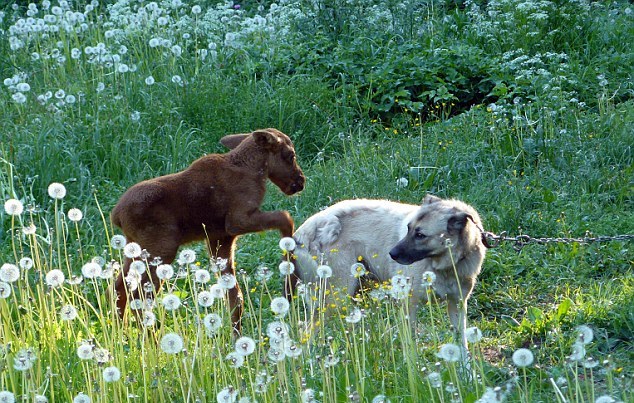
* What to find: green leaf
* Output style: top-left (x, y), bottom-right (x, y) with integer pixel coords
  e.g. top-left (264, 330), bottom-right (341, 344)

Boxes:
top-left (527, 306), bottom-right (544, 324)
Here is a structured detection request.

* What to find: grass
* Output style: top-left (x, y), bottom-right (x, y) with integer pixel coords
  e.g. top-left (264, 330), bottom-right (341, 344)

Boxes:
top-left (1, 0), bottom-right (633, 402)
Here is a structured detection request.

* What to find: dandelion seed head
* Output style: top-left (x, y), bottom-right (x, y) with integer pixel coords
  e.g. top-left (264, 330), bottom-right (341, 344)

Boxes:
top-left (218, 274), bottom-right (237, 289)
top-left (279, 237), bottom-right (296, 252)
top-left (129, 260), bottom-right (146, 274)
top-left (197, 290), bottom-right (214, 307)
top-left (396, 177), bottom-right (408, 188)
top-left (160, 332), bottom-right (184, 354)
top-left (255, 266), bottom-right (273, 281)
top-left (60, 304), bottom-right (78, 320)
top-left (178, 248), bottom-right (196, 264)
top-left (156, 263), bottom-right (174, 280)
top-left (466, 326), bottom-right (483, 343)
top-left (427, 371), bottom-right (442, 388)
top-left (45, 269), bottom-right (65, 287)
top-left (594, 396), bottom-right (617, 403)
top-left (345, 307), bottom-right (364, 324)
top-left (0, 282), bottom-right (12, 298)
top-left (568, 342), bottom-right (586, 361)
top-left (316, 264), bottom-right (332, 279)
top-left (266, 321), bottom-right (289, 340)
top-left (73, 392), bottom-right (91, 403)
top-left (76, 342), bottom-right (94, 360)
top-left (437, 343), bottom-right (463, 363)
top-left (225, 351), bottom-right (245, 368)
top-left (422, 271), bottom-right (436, 287)
top-left (102, 365), bottom-right (121, 382)
top-left (161, 294), bottom-right (181, 311)
top-left (235, 336), bottom-right (256, 356)
top-left (22, 224), bottom-right (37, 235)
top-left (278, 261), bottom-right (295, 275)
top-left (123, 242), bottom-right (142, 258)
top-left (192, 5), bottom-right (202, 14)
top-left (4, 199), bottom-right (24, 216)
top-left (203, 313), bottom-right (223, 332)
top-left (301, 389), bottom-right (317, 403)
top-left (34, 395), bottom-right (48, 403)
top-left (576, 325), bottom-right (594, 345)
top-left (512, 348), bottom-right (534, 367)
top-left (217, 386), bottom-right (238, 403)
top-left (194, 269), bottom-right (211, 283)
top-left (110, 234), bottom-right (126, 250)
top-left (270, 296), bottom-right (290, 317)
top-left (350, 262), bottom-right (367, 278)
top-left (284, 341), bottom-right (302, 358)
top-left (13, 347), bottom-right (37, 371)
top-left (47, 182), bottom-right (66, 199)
top-left (93, 348), bottom-right (111, 364)
top-left (0, 264), bottom-right (20, 283)
top-left (0, 391), bottom-right (15, 403)
top-left (210, 283), bottom-right (226, 298)
top-left (81, 262), bottom-right (102, 278)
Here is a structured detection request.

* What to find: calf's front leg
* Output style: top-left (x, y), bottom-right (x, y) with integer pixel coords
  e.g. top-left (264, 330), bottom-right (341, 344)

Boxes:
top-left (226, 210), bottom-right (294, 238)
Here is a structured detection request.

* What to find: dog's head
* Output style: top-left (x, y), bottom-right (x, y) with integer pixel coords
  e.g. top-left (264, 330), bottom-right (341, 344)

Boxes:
top-left (389, 195), bottom-right (482, 265)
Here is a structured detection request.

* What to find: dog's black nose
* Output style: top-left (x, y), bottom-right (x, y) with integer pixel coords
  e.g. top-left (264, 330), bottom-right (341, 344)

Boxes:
top-left (389, 248), bottom-right (398, 261)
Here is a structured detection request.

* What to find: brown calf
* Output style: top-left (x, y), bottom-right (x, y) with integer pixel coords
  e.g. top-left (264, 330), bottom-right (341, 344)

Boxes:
top-left (110, 128), bottom-right (305, 333)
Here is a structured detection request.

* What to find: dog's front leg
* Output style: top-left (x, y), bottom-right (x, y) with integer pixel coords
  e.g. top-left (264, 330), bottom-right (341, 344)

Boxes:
top-left (447, 298), bottom-right (468, 351)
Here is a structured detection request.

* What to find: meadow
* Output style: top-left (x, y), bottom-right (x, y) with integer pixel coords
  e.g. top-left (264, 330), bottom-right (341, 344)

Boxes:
top-left (0, 0), bottom-right (633, 402)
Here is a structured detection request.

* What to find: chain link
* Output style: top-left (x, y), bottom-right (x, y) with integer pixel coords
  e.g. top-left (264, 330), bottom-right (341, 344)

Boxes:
top-left (480, 231), bottom-right (634, 251)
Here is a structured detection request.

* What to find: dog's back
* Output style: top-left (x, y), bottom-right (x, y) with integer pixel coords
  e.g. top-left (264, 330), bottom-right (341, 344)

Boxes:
top-left (292, 199), bottom-right (418, 288)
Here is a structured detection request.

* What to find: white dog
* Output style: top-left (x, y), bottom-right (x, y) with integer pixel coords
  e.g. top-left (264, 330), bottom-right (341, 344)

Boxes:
top-left (286, 195), bottom-right (486, 349)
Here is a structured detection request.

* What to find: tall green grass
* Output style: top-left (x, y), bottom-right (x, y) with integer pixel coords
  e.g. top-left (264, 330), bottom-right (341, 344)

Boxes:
top-left (1, 0), bottom-right (632, 402)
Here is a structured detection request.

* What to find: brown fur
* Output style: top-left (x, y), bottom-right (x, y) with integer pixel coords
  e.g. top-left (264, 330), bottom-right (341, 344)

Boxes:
top-left (110, 128), bottom-right (305, 332)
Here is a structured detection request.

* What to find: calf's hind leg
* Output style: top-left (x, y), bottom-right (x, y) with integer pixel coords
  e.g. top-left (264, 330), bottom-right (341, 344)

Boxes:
top-left (210, 236), bottom-right (243, 335)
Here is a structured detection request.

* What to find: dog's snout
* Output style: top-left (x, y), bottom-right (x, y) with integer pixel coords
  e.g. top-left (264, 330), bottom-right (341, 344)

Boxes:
top-left (389, 246), bottom-right (399, 261)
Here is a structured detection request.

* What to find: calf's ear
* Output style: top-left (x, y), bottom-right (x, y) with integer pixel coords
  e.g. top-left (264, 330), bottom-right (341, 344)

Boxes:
top-left (253, 129), bottom-right (281, 150)
top-left (220, 133), bottom-right (250, 149)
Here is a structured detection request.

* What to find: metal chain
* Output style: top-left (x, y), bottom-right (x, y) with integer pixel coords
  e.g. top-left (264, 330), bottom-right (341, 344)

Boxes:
top-left (479, 231), bottom-right (634, 251)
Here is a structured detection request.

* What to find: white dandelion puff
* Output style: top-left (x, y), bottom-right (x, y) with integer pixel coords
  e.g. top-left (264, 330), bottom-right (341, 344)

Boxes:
top-left (216, 386), bottom-right (238, 403)
top-left (160, 332), bottom-right (184, 354)
top-left (576, 325), bottom-right (594, 345)
top-left (345, 307), bottom-right (364, 324)
top-left (465, 327), bottom-right (483, 344)
top-left (110, 234), bottom-right (126, 250)
top-left (47, 182), bottom-right (66, 199)
top-left (568, 342), bottom-right (586, 362)
top-left (278, 261), bottom-right (295, 275)
top-left (0, 282), bottom-right (12, 298)
top-left (76, 342), bottom-right (94, 360)
top-left (73, 393), bottom-right (91, 403)
top-left (512, 348), bottom-right (534, 367)
top-left (422, 271), bottom-right (436, 287)
top-left (123, 242), bottom-right (142, 259)
top-left (156, 264), bottom-right (174, 280)
top-left (142, 311), bottom-right (157, 327)
top-left (350, 262), bottom-right (367, 278)
top-left (279, 237), bottom-right (296, 252)
top-left (81, 262), bottom-right (102, 279)
top-left (225, 351), bottom-right (244, 368)
top-left (210, 284), bottom-right (226, 298)
top-left (0, 264), bottom-right (20, 283)
top-left (45, 269), bottom-right (65, 287)
top-left (203, 313), bottom-right (223, 332)
top-left (197, 290), bottom-right (215, 307)
top-left (218, 274), bottom-right (237, 289)
top-left (4, 199), bottom-right (24, 216)
top-left (129, 260), bottom-right (146, 275)
top-left (437, 343), bottom-right (463, 363)
top-left (194, 269), bottom-right (211, 283)
top-left (178, 249), bottom-right (196, 265)
top-left (317, 264), bottom-right (332, 279)
top-left (102, 366), bottom-right (121, 382)
top-left (60, 304), bottom-right (78, 320)
top-left (161, 294), bottom-right (181, 311)
top-left (235, 336), bottom-right (256, 356)
top-left (270, 297), bottom-right (290, 317)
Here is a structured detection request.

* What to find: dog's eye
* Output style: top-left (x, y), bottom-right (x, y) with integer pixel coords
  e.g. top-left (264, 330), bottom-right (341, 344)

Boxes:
top-left (415, 231), bottom-right (426, 239)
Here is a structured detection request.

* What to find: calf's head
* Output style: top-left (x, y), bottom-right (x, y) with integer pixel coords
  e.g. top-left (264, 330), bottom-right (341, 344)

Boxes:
top-left (221, 128), bottom-right (305, 195)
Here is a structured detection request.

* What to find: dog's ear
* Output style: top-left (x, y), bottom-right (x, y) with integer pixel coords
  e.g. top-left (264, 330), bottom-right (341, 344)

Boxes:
top-left (447, 212), bottom-right (472, 235)
top-left (422, 194), bottom-right (441, 205)
top-left (220, 133), bottom-right (250, 150)
top-left (253, 129), bottom-right (282, 150)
